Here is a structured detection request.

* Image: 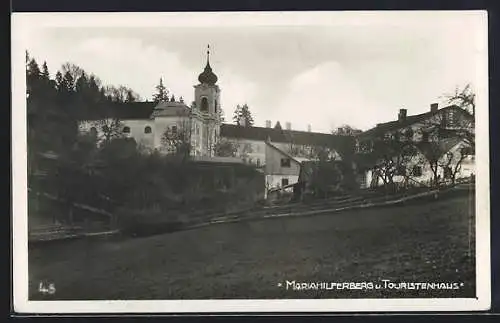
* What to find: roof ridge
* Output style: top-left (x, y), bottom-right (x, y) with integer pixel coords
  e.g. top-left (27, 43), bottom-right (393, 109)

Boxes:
top-left (265, 141), bottom-right (302, 164)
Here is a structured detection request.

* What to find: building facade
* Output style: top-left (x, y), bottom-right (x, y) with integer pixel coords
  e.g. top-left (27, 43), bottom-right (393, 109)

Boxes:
top-left (354, 104), bottom-right (475, 189)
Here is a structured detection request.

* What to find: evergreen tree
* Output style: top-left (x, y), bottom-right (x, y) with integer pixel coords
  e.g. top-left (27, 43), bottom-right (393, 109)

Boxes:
top-left (274, 121), bottom-right (282, 130)
top-left (62, 71), bottom-right (75, 93)
top-left (55, 71), bottom-right (64, 92)
top-left (41, 61), bottom-right (50, 80)
top-left (27, 58), bottom-right (41, 79)
top-left (170, 94), bottom-right (176, 102)
top-left (232, 104), bottom-right (254, 127)
top-left (232, 105), bottom-right (242, 125)
top-left (152, 77), bottom-right (169, 104)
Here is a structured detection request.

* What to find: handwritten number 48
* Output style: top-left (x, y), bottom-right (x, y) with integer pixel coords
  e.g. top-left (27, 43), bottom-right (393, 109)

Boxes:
top-left (38, 282), bottom-right (56, 295)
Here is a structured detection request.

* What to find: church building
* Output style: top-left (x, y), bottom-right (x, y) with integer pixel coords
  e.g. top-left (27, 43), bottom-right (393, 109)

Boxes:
top-left (78, 47), bottom-right (355, 194)
top-left (79, 46), bottom-right (222, 157)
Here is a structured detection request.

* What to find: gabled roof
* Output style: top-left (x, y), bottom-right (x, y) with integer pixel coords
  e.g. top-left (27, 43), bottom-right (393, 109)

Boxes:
top-left (265, 141), bottom-right (303, 165)
top-left (416, 137), bottom-right (464, 161)
top-left (220, 124), bottom-right (355, 153)
top-left (358, 105), bottom-right (473, 139)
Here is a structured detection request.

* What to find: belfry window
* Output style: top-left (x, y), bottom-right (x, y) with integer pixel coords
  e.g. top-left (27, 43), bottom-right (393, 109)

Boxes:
top-left (201, 97), bottom-right (209, 112)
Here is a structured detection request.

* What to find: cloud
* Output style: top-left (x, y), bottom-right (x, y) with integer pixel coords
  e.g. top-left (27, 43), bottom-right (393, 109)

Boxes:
top-left (271, 61), bottom-right (379, 132)
top-left (22, 13), bottom-right (485, 133)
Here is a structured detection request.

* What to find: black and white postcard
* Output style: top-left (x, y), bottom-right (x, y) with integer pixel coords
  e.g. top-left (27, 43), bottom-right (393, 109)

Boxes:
top-left (11, 11), bottom-right (491, 313)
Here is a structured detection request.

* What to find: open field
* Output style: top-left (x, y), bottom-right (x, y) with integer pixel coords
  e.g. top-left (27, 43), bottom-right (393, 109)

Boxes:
top-left (28, 192), bottom-right (476, 300)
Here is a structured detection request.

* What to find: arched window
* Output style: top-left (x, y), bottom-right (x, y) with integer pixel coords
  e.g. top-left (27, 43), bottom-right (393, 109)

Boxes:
top-left (144, 126), bottom-right (152, 134)
top-left (214, 99), bottom-right (218, 113)
top-left (201, 97), bottom-right (209, 112)
top-left (123, 126), bottom-right (131, 133)
top-left (89, 127), bottom-right (97, 137)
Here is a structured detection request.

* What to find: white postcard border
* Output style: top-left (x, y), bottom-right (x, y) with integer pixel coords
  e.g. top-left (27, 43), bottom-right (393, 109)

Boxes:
top-left (11, 11), bottom-right (491, 313)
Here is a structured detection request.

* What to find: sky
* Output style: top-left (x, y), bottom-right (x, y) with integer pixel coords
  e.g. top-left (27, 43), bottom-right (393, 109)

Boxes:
top-left (17, 11), bottom-right (487, 132)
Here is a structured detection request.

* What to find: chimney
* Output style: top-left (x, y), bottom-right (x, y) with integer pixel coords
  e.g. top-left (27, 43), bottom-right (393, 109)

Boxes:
top-left (307, 124), bottom-right (311, 132)
top-left (338, 127), bottom-right (344, 135)
top-left (265, 120), bottom-right (272, 128)
top-left (285, 122), bottom-right (291, 130)
top-left (398, 109), bottom-right (407, 122)
top-left (430, 103), bottom-right (438, 113)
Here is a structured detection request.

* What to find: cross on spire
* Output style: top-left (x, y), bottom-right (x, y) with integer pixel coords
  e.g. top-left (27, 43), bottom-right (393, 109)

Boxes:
top-left (207, 44), bottom-right (210, 64)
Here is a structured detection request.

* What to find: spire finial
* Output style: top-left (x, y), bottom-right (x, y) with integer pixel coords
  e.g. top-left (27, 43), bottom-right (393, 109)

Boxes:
top-left (207, 44), bottom-right (210, 64)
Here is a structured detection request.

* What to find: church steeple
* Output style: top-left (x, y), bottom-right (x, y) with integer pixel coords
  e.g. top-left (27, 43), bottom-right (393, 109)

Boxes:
top-left (198, 44), bottom-right (218, 85)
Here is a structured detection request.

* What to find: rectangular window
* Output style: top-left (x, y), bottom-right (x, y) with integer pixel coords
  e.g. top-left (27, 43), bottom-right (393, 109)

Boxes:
top-left (412, 166), bottom-right (422, 177)
top-left (281, 178), bottom-right (289, 186)
top-left (448, 110), bottom-right (455, 127)
top-left (280, 158), bottom-right (291, 167)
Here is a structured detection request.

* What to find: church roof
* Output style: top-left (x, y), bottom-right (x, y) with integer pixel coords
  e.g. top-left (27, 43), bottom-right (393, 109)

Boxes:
top-left (79, 101), bottom-right (193, 121)
top-left (220, 124), bottom-right (355, 153)
top-left (80, 102), bottom-right (156, 121)
top-left (151, 101), bottom-right (191, 117)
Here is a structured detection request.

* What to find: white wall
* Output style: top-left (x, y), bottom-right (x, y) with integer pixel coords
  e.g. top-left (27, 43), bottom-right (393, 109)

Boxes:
top-left (79, 119), bottom-right (154, 148)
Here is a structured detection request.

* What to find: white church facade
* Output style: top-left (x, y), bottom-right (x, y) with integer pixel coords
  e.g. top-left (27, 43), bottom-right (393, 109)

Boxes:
top-left (79, 48), bottom-right (222, 158)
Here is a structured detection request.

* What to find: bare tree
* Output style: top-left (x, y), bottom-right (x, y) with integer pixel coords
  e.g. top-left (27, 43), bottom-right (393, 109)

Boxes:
top-left (160, 118), bottom-right (192, 161)
top-left (369, 139), bottom-right (419, 191)
top-left (438, 145), bottom-right (473, 185)
top-left (446, 84), bottom-right (476, 118)
top-left (61, 63), bottom-right (84, 89)
top-left (91, 118), bottom-right (124, 144)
